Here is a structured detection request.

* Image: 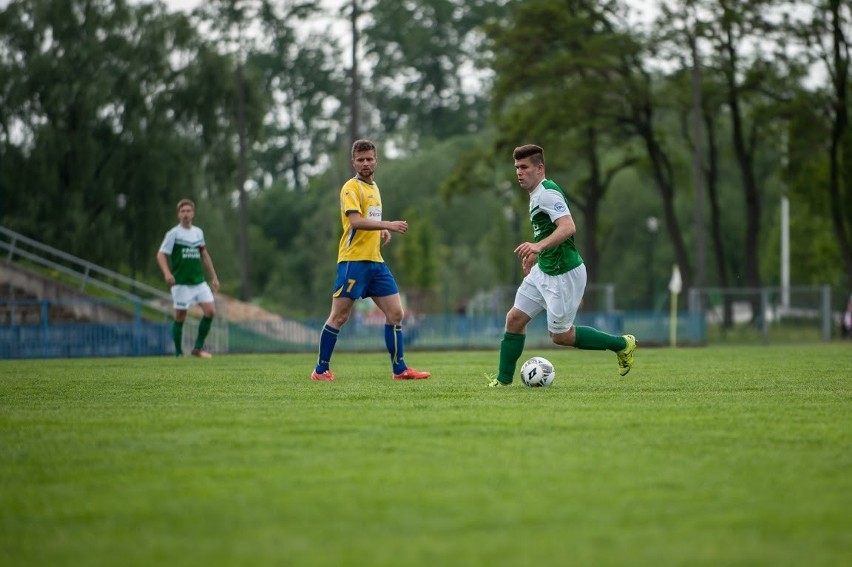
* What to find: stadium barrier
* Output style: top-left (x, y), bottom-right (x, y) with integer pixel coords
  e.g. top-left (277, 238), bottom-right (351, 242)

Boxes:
top-left (0, 284), bottom-right (839, 359)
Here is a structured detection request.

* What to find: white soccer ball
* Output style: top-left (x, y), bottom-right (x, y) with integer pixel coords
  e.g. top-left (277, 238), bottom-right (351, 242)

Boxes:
top-left (519, 356), bottom-right (556, 387)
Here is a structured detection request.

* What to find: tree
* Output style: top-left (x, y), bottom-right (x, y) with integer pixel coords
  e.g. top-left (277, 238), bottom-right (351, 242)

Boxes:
top-left (191, 0), bottom-right (275, 301)
top-left (485, 0), bottom-right (679, 296)
top-left (356, 0), bottom-right (505, 148)
top-left (797, 0), bottom-right (852, 289)
top-left (0, 0), bottom-right (240, 281)
top-left (247, 2), bottom-right (347, 191)
top-left (656, 2), bottom-right (736, 321)
top-left (665, 0), bottom-right (804, 297)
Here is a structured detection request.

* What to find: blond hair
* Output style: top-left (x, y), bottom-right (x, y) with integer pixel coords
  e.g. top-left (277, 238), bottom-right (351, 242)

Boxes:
top-left (176, 198), bottom-right (195, 212)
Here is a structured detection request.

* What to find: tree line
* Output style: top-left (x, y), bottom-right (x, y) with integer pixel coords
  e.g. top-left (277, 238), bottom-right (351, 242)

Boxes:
top-left (0, 0), bottom-right (849, 318)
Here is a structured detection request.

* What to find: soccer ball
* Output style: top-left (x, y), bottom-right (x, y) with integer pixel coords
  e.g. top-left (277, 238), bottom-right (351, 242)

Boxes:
top-left (519, 357), bottom-right (556, 387)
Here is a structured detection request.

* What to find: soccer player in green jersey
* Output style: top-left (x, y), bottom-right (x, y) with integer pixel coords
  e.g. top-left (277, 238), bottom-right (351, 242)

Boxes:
top-left (310, 139), bottom-right (430, 382)
top-left (156, 199), bottom-right (220, 358)
top-left (488, 144), bottom-right (636, 386)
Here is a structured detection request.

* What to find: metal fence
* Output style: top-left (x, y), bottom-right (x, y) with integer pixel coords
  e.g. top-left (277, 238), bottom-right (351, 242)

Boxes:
top-left (0, 298), bottom-right (227, 359)
top-left (1, 299), bottom-right (841, 360)
top-left (0, 296), bottom-right (628, 358)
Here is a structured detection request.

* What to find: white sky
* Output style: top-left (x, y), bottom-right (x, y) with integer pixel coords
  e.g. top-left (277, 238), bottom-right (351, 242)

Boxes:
top-left (161, 0), bottom-right (659, 24)
top-left (162, 0), bottom-right (346, 18)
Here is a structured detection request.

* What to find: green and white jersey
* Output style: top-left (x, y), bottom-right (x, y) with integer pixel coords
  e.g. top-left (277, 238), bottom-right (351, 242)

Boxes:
top-left (158, 225), bottom-right (207, 285)
top-left (529, 179), bottom-right (583, 276)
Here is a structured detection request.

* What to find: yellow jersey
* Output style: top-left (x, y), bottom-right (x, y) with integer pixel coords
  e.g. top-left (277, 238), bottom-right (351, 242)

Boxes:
top-left (337, 177), bottom-right (384, 263)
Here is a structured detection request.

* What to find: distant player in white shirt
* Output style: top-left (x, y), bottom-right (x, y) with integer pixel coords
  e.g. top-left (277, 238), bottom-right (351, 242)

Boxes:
top-left (156, 198), bottom-right (220, 358)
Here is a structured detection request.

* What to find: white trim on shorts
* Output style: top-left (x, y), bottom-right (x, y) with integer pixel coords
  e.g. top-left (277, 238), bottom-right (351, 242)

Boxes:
top-left (513, 263), bottom-right (587, 334)
top-left (171, 282), bottom-right (214, 310)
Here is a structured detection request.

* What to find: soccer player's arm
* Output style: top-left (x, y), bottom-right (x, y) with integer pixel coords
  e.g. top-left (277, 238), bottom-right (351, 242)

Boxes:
top-left (537, 192), bottom-right (575, 249)
top-left (340, 184), bottom-right (406, 240)
top-left (521, 252), bottom-right (537, 276)
top-left (514, 195), bottom-right (575, 259)
top-left (156, 233), bottom-right (175, 285)
top-left (200, 247), bottom-right (220, 293)
top-left (344, 208), bottom-right (408, 235)
top-left (540, 215), bottom-right (576, 249)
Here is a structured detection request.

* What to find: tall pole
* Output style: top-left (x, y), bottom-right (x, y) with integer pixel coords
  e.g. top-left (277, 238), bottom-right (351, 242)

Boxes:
top-left (781, 130), bottom-right (790, 307)
top-left (690, 15), bottom-right (706, 294)
top-left (349, 0), bottom-right (360, 145)
top-left (236, 55), bottom-right (250, 301)
top-left (781, 195), bottom-right (790, 306)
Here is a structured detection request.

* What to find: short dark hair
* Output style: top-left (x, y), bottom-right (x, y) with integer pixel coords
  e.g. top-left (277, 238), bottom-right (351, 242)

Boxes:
top-left (351, 139), bottom-right (377, 158)
top-left (176, 198), bottom-right (195, 212)
top-left (513, 144), bottom-right (544, 166)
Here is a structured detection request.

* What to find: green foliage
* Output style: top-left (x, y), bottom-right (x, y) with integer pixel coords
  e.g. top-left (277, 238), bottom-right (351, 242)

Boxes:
top-left (395, 207), bottom-right (437, 290)
top-left (2, 346), bottom-right (851, 567)
top-left (1, 0), bottom-right (848, 317)
top-left (0, 0), bottom-right (247, 280)
top-left (360, 0), bottom-right (503, 143)
top-left (245, 172), bottom-right (339, 317)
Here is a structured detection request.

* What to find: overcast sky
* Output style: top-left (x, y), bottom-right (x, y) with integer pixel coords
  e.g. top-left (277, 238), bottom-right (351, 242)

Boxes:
top-left (160, 0), bottom-right (660, 23)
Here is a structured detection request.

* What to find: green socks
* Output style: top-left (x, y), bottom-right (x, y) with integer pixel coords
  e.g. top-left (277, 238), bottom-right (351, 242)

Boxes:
top-left (195, 316), bottom-right (213, 350)
top-left (574, 326), bottom-right (627, 351)
top-left (172, 321), bottom-right (184, 356)
top-left (498, 332), bottom-right (526, 384)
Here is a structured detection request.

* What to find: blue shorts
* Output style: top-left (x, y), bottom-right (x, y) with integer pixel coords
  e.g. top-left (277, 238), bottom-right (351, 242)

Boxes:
top-left (333, 261), bottom-right (399, 299)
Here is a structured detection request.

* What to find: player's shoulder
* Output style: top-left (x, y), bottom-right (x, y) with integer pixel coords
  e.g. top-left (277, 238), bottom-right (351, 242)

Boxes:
top-left (538, 180), bottom-right (570, 215)
top-left (542, 179), bottom-right (564, 193)
top-left (341, 177), bottom-right (362, 190)
top-left (170, 224), bottom-right (204, 240)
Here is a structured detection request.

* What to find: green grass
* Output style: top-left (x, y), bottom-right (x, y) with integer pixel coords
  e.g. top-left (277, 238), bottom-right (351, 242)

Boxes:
top-left (1, 345), bottom-right (851, 567)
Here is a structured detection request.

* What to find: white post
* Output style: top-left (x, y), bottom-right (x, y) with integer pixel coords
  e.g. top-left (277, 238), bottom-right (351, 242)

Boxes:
top-left (781, 195), bottom-right (790, 308)
top-left (668, 265), bottom-right (682, 348)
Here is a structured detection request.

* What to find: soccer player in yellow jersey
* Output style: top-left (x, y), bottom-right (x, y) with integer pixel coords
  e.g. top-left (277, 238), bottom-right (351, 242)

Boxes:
top-left (311, 139), bottom-right (430, 382)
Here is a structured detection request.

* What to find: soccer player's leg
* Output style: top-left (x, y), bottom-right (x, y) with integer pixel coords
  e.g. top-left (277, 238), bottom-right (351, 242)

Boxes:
top-left (371, 266), bottom-right (430, 380)
top-left (311, 262), bottom-right (364, 381)
top-left (548, 264), bottom-right (637, 375)
top-left (170, 286), bottom-right (190, 357)
top-left (615, 335), bottom-right (637, 376)
top-left (494, 308), bottom-right (530, 385)
top-left (312, 297), bottom-right (356, 381)
top-left (491, 278), bottom-right (541, 386)
top-left (192, 284), bottom-right (216, 358)
top-left (172, 319), bottom-right (184, 357)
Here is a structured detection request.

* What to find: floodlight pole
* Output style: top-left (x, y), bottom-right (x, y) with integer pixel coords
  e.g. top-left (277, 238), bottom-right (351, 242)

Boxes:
top-left (349, 0), bottom-right (360, 145)
top-left (690, 10), bottom-right (706, 295)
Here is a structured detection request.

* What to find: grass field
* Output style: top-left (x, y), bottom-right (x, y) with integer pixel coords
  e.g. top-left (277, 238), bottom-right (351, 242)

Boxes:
top-left (1, 345), bottom-right (851, 567)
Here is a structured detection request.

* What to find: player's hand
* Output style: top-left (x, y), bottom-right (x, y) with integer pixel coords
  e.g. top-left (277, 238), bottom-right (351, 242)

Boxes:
top-left (165, 274), bottom-right (176, 286)
top-left (381, 229), bottom-right (392, 245)
top-left (386, 220), bottom-right (408, 234)
top-left (514, 241), bottom-right (542, 260)
top-left (210, 277), bottom-right (220, 293)
top-left (522, 252), bottom-right (537, 276)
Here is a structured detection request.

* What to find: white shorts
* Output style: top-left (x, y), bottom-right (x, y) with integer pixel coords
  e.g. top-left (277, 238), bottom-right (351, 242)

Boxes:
top-left (514, 263), bottom-right (587, 334)
top-left (171, 282), bottom-right (214, 310)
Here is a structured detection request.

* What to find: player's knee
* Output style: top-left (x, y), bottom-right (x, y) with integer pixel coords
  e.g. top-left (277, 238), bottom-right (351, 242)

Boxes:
top-left (329, 312), bottom-right (350, 328)
top-left (505, 310), bottom-right (527, 333)
top-left (550, 328), bottom-right (575, 347)
top-left (386, 310), bottom-right (404, 325)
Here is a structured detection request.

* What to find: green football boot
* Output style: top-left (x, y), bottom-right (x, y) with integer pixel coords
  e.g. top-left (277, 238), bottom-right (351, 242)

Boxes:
top-left (616, 334), bottom-right (637, 376)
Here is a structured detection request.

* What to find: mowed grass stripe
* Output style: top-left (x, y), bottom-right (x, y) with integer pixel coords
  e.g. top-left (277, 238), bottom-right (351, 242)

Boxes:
top-left (1, 345), bottom-right (850, 567)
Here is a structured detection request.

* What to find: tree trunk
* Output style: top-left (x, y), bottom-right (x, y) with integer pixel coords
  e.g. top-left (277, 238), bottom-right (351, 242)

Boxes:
top-left (827, 0), bottom-right (852, 288)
